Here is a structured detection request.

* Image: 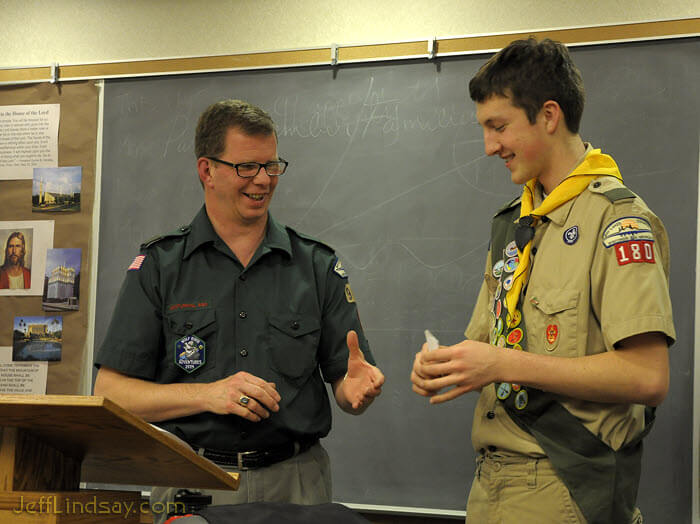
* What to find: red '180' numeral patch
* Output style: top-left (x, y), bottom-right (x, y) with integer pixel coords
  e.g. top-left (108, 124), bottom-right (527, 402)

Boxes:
top-left (614, 240), bottom-right (655, 265)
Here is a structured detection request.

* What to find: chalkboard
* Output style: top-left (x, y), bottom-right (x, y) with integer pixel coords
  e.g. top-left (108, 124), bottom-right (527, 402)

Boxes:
top-left (96, 38), bottom-right (699, 522)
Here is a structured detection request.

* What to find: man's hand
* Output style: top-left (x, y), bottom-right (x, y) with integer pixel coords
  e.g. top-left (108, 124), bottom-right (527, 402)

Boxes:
top-left (411, 339), bottom-right (500, 404)
top-left (333, 330), bottom-right (385, 413)
top-left (202, 371), bottom-right (281, 422)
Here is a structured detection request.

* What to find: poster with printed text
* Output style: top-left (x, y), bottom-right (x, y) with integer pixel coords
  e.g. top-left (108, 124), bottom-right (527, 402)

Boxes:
top-left (0, 104), bottom-right (60, 180)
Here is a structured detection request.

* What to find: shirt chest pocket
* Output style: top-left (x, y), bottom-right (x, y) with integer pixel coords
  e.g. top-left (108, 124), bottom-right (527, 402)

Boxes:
top-left (164, 308), bottom-right (218, 376)
top-left (525, 289), bottom-right (580, 357)
top-left (267, 314), bottom-right (321, 381)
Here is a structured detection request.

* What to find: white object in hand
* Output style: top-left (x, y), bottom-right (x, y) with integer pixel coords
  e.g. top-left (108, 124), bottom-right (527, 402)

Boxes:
top-left (424, 329), bottom-right (439, 351)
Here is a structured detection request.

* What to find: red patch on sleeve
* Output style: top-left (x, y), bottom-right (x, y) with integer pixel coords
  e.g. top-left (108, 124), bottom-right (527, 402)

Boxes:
top-left (614, 240), bottom-right (655, 266)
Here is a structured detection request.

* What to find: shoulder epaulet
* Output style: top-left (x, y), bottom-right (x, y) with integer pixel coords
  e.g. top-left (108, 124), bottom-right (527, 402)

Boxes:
top-left (140, 225), bottom-right (191, 249)
top-left (587, 177), bottom-right (636, 203)
top-left (494, 195), bottom-right (522, 217)
top-left (286, 227), bottom-right (336, 253)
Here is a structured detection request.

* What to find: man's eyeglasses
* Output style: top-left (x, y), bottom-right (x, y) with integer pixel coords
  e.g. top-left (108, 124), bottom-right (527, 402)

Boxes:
top-left (207, 157), bottom-right (288, 178)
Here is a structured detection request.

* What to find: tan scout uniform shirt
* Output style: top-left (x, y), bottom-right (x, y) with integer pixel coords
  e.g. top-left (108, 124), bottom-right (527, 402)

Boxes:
top-left (466, 149), bottom-right (675, 457)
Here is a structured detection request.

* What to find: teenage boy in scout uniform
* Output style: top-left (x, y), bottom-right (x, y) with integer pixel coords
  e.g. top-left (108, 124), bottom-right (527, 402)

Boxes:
top-left (411, 38), bottom-right (674, 523)
top-left (94, 99), bottom-right (384, 523)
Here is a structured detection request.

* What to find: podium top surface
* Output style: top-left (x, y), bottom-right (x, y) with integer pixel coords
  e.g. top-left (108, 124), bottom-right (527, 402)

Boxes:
top-left (0, 394), bottom-right (238, 490)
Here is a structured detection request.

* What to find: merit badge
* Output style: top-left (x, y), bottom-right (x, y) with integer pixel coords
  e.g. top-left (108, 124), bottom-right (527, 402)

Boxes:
top-left (492, 259), bottom-right (505, 278)
top-left (505, 241), bottom-right (518, 258)
top-left (497, 335), bottom-right (507, 348)
top-left (507, 328), bottom-right (523, 346)
top-left (497, 382), bottom-right (512, 400)
top-left (495, 281), bottom-right (503, 301)
top-left (506, 309), bottom-right (521, 329)
top-left (175, 335), bottom-right (206, 373)
top-left (128, 255), bottom-right (146, 271)
top-left (333, 258), bottom-right (348, 278)
top-left (344, 283), bottom-right (356, 303)
top-left (502, 274), bottom-right (514, 291)
top-left (512, 383), bottom-right (521, 392)
top-left (514, 389), bottom-right (529, 410)
top-left (545, 324), bottom-right (559, 351)
top-left (602, 216), bottom-right (654, 248)
top-left (495, 299), bottom-right (503, 319)
top-left (512, 343), bottom-right (523, 351)
top-left (504, 257), bottom-right (519, 273)
top-left (563, 225), bottom-right (579, 245)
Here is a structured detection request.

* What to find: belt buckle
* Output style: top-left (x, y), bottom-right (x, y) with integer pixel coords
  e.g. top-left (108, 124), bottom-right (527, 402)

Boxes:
top-left (237, 450), bottom-right (258, 470)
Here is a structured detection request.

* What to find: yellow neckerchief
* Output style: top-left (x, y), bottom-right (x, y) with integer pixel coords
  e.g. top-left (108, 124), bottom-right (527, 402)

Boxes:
top-left (504, 148), bottom-right (623, 319)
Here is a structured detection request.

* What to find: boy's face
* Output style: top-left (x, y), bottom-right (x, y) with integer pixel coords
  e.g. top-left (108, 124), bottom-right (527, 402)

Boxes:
top-left (475, 95), bottom-right (549, 187)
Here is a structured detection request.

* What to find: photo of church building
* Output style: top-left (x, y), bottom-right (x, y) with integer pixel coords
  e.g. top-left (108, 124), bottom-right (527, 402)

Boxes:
top-left (32, 166), bottom-right (82, 212)
top-left (42, 248), bottom-right (81, 311)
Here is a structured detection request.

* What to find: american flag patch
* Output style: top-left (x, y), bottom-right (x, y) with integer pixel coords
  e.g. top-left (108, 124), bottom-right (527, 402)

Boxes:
top-left (128, 255), bottom-right (146, 271)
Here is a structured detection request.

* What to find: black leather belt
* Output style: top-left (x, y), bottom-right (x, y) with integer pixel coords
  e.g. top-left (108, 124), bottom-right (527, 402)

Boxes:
top-left (196, 439), bottom-right (317, 470)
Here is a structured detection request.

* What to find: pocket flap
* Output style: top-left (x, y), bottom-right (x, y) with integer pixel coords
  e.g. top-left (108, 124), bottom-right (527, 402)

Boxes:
top-left (530, 289), bottom-right (579, 315)
top-left (269, 315), bottom-right (320, 338)
top-left (166, 309), bottom-right (216, 335)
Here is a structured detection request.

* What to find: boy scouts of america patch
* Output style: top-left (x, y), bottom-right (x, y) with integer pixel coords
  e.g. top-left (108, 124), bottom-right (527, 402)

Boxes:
top-left (563, 225), bottom-right (579, 245)
top-left (128, 255), bottom-right (146, 271)
top-left (333, 258), bottom-right (348, 278)
top-left (175, 335), bottom-right (206, 373)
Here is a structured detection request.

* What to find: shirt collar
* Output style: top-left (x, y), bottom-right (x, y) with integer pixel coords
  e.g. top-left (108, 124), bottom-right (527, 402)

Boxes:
top-left (183, 206), bottom-right (292, 259)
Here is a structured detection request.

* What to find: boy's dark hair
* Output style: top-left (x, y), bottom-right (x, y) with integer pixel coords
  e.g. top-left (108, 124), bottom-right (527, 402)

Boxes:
top-left (195, 99), bottom-right (276, 159)
top-left (469, 38), bottom-right (585, 133)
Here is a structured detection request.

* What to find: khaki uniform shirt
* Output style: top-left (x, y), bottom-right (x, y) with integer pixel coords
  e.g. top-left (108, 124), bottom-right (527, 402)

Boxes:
top-left (466, 153), bottom-right (675, 456)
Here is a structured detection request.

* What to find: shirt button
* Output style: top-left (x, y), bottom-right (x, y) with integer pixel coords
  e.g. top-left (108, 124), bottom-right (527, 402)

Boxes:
top-left (541, 216), bottom-right (550, 223)
top-left (532, 247), bottom-right (538, 255)
top-left (240, 348), bottom-right (248, 357)
top-left (239, 274), bottom-right (247, 281)
top-left (593, 181), bottom-right (601, 188)
top-left (486, 411), bottom-right (495, 419)
top-left (488, 445), bottom-right (497, 452)
top-left (184, 322), bottom-right (193, 330)
top-left (239, 311), bottom-right (247, 319)
top-left (291, 321), bottom-right (300, 330)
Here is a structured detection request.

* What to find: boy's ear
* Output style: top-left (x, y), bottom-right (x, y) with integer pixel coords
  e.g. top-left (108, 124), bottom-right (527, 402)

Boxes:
top-left (541, 100), bottom-right (563, 134)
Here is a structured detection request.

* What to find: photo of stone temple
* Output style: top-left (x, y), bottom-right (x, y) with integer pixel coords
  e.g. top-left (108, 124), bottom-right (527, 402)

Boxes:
top-left (42, 248), bottom-right (81, 311)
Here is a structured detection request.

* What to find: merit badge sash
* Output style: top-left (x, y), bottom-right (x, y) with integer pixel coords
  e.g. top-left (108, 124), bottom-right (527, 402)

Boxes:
top-left (489, 206), bottom-right (531, 411)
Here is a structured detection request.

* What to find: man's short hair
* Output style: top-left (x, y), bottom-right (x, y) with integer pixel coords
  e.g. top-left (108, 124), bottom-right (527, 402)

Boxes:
top-left (3, 232), bottom-right (25, 269)
top-left (469, 38), bottom-right (585, 133)
top-left (195, 99), bottom-right (277, 159)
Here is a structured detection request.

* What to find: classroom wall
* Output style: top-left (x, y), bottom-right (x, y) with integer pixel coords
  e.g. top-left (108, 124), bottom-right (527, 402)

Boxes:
top-left (1, 0), bottom-right (697, 67)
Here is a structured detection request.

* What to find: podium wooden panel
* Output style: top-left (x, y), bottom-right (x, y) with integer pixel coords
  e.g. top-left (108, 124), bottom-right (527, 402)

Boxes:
top-left (0, 395), bottom-right (239, 522)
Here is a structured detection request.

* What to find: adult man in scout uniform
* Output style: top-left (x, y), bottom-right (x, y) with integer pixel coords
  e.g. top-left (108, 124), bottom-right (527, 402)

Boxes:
top-left (411, 39), bottom-right (674, 523)
top-left (94, 99), bottom-right (384, 523)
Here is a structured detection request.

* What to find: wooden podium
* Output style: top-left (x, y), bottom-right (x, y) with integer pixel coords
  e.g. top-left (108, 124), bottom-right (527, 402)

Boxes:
top-left (0, 395), bottom-right (239, 523)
